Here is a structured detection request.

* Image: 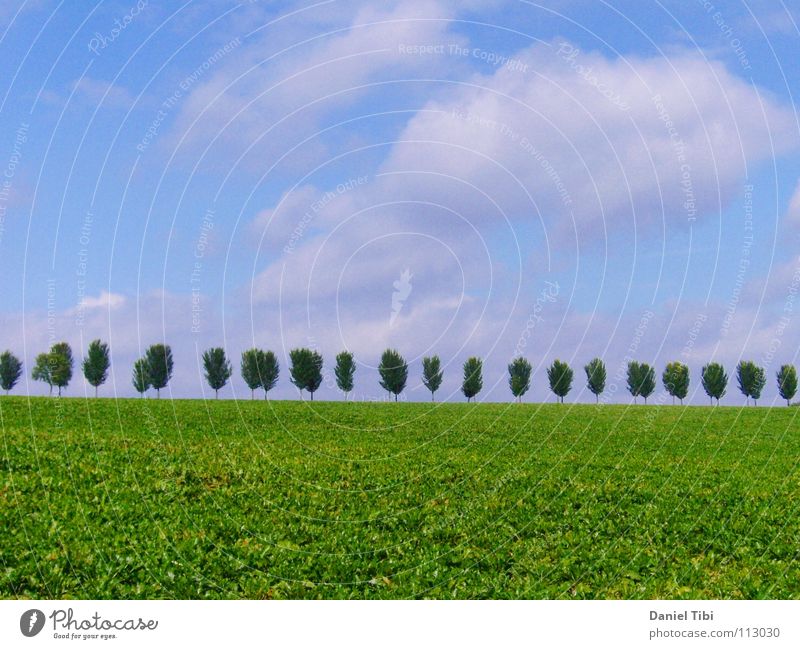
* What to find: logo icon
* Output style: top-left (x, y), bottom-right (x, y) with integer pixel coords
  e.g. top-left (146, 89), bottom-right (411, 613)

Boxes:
top-left (20, 609), bottom-right (45, 637)
top-left (390, 268), bottom-right (413, 327)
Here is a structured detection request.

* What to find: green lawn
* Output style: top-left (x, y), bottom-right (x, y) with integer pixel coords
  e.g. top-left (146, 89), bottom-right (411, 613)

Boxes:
top-left (2, 397), bottom-right (799, 599)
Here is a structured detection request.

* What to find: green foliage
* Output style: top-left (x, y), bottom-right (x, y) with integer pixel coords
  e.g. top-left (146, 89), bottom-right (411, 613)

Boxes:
top-left (508, 357), bottom-right (532, 401)
top-left (547, 359), bottom-right (573, 403)
top-left (3, 398), bottom-right (800, 599)
top-left (240, 349), bottom-right (263, 398)
top-left (145, 344), bottom-right (173, 398)
top-left (259, 351), bottom-right (280, 398)
top-left (82, 340), bottom-right (110, 397)
top-left (132, 358), bottom-right (151, 396)
top-left (334, 351), bottom-right (355, 398)
top-left (776, 365), bottom-right (797, 406)
top-left (378, 349), bottom-right (408, 401)
top-left (737, 360), bottom-right (766, 405)
top-left (51, 342), bottom-right (74, 396)
top-left (421, 356), bottom-right (443, 401)
top-left (627, 362), bottom-right (655, 404)
top-left (584, 358), bottom-right (606, 402)
top-left (702, 362), bottom-right (728, 404)
top-left (32, 353), bottom-right (53, 394)
top-left (202, 348), bottom-right (233, 398)
top-left (289, 348), bottom-right (323, 400)
top-left (461, 357), bottom-right (483, 401)
top-left (0, 351), bottom-right (23, 394)
top-left (662, 362), bottom-right (689, 404)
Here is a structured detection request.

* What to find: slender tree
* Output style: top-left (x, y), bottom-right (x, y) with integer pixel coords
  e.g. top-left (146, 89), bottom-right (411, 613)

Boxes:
top-left (584, 357), bottom-right (606, 403)
top-left (334, 351), bottom-right (356, 400)
top-left (627, 361), bottom-right (655, 404)
top-left (737, 360), bottom-right (766, 406)
top-left (378, 349), bottom-right (408, 402)
top-left (32, 353), bottom-right (53, 395)
top-left (421, 355), bottom-right (443, 402)
top-left (82, 339), bottom-right (110, 397)
top-left (260, 350), bottom-right (280, 399)
top-left (777, 364), bottom-right (798, 406)
top-left (547, 359), bottom-right (573, 404)
top-left (662, 362), bottom-right (689, 405)
top-left (241, 348), bottom-right (263, 400)
top-left (132, 358), bottom-right (151, 397)
top-left (289, 348), bottom-right (323, 400)
top-left (702, 362), bottom-right (728, 405)
top-left (508, 356), bottom-right (532, 402)
top-left (461, 357), bottom-right (483, 402)
top-left (49, 342), bottom-right (74, 397)
top-left (0, 351), bottom-right (23, 395)
top-left (145, 344), bottom-right (173, 399)
top-left (203, 347), bottom-right (232, 399)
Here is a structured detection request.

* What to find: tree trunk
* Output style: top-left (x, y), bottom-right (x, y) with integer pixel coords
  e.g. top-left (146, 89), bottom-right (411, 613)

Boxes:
top-left (311, 391), bottom-right (314, 401)
top-left (157, 388), bottom-right (160, 399)
top-left (394, 393), bottom-right (398, 402)
top-left (215, 390), bottom-right (219, 400)
top-left (95, 385), bottom-right (98, 398)
top-left (251, 389), bottom-right (254, 400)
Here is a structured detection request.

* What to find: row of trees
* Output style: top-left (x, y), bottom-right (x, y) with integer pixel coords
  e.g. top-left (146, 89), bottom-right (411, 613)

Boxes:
top-left (0, 342), bottom-right (797, 405)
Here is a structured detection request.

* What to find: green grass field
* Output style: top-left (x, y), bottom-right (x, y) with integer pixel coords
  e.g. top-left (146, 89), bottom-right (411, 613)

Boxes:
top-left (2, 397), bottom-right (799, 599)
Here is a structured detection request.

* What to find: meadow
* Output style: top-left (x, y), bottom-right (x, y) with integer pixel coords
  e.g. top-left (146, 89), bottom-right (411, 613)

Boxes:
top-left (1, 397), bottom-right (799, 599)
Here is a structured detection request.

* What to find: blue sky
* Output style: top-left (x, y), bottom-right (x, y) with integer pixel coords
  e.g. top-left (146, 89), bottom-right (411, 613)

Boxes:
top-left (1, 0), bottom-right (800, 403)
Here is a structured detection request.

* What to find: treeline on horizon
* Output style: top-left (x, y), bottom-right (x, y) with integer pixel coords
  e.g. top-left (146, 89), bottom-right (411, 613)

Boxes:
top-left (0, 340), bottom-right (797, 406)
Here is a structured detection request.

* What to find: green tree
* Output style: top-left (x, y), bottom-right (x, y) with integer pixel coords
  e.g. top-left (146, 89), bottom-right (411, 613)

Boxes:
top-left (662, 362), bottom-right (689, 405)
top-left (737, 360), bottom-right (766, 405)
top-left (82, 339), bottom-right (110, 397)
top-left (421, 355), bottom-right (443, 402)
top-left (461, 357), bottom-right (483, 402)
top-left (259, 351), bottom-right (280, 399)
top-left (777, 364), bottom-right (797, 406)
top-left (132, 358), bottom-right (151, 397)
top-left (0, 351), bottom-right (23, 394)
top-left (241, 348), bottom-right (263, 400)
top-left (627, 361), bottom-right (655, 404)
top-left (289, 348), bottom-right (323, 400)
top-left (584, 357), bottom-right (606, 403)
top-left (202, 347), bottom-right (232, 399)
top-left (378, 349), bottom-right (408, 401)
top-left (334, 351), bottom-right (356, 399)
top-left (32, 353), bottom-right (53, 395)
top-left (702, 362), bottom-right (727, 405)
top-left (508, 356), bottom-right (532, 402)
top-left (547, 359), bottom-right (573, 403)
top-left (49, 342), bottom-right (74, 397)
top-left (145, 344), bottom-right (173, 399)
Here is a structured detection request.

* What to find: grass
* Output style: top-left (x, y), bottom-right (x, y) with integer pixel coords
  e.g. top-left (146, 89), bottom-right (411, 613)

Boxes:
top-left (1, 396), bottom-right (799, 599)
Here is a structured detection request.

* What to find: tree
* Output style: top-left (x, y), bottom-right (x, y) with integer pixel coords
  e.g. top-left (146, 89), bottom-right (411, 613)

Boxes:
top-left (702, 362), bottom-right (727, 405)
top-left (202, 347), bottom-right (232, 399)
top-left (547, 359), bottom-right (573, 403)
top-left (737, 360), bottom-right (766, 406)
top-left (508, 356), bottom-right (532, 402)
top-left (49, 342), bottom-right (74, 397)
top-left (145, 344), bottom-right (173, 399)
top-left (462, 357), bottom-right (483, 402)
top-left (289, 348), bottom-right (323, 400)
top-left (32, 353), bottom-right (53, 395)
top-left (584, 357), bottom-right (606, 403)
top-left (777, 364), bottom-right (798, 406)
top-left (82, 339), bottom-right (110, 397)
top-left (132, 358), bottom-right (151, 397)
top-left (378, 349), bottom-right (408, 401)
top-left (259, 351), bottom-right (280, 399)
top-left (422, 355), bottom-right (443, 402)
top-left (334, 351), bottom-right (355, 399)
top-left (627, 361), bottom-right (655, 404)
top-left (662, 362), bottom-right (689, 405)
top-left (241, 348), bottom-right (263, 400)
top-left (0, 351), bottom-right (22, 394)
